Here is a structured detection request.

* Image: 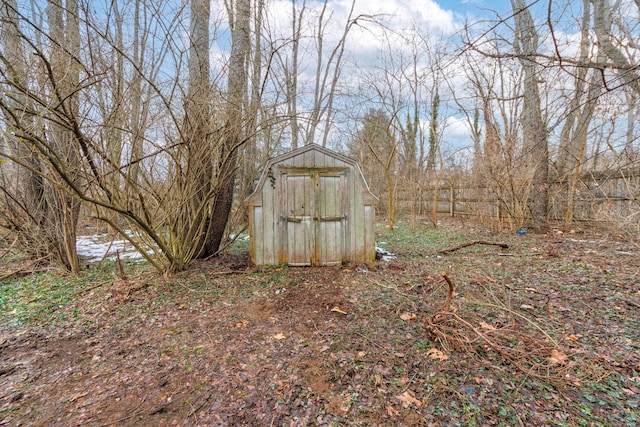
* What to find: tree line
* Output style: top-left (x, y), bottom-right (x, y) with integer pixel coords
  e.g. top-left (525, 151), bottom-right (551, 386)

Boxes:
top-left (1, 0), bottom-right (638, 273)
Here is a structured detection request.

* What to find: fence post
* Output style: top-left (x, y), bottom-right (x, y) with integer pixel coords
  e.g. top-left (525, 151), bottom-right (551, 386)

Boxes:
top-left (450, 186), bottom-right (455, 217)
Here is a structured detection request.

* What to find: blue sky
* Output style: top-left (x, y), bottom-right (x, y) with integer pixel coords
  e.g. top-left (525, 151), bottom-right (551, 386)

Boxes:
top-left (207, 0), bottom-right (526, 152)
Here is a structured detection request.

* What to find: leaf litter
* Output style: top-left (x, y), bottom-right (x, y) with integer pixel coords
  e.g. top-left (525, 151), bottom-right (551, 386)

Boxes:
top-left (0, 219), bottom-right (639, 426)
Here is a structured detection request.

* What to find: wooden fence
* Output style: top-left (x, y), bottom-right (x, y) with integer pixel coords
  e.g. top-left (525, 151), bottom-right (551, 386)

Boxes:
top-left (395, 167), bottom-right (640, 225)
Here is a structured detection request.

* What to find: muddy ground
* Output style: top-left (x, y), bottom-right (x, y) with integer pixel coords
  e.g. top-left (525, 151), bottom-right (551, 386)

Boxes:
top-left (1, 220), bottom-right (639, 426)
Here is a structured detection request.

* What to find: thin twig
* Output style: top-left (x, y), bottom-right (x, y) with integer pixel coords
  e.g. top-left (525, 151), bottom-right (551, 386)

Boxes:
top-left (371, 280), bottom-right (413, 299)
top-left (465, 300), bottom-right (558, 346)
top-left (437, 240), bottom-right (509, 255)
top-left (429, 311), bottom-right (558, 380)
top-left (97, 392), bottom-right (148, 427)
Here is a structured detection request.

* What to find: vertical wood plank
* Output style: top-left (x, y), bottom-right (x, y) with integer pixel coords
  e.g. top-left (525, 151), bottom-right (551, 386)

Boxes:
top-left (253, 206), bottom-right (263, 264)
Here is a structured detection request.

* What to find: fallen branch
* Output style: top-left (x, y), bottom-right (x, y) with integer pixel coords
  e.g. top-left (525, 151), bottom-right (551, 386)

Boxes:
top-left (425, 272), bottom-right (566, 383)
top-left (428, 311), bottom-right (552, 377)
top-left (441, 271), bottom-right (454, 313)
top-left (0, 255), bottom-right (49, 282)
top-left (437, 240), bottom-right (508, 255)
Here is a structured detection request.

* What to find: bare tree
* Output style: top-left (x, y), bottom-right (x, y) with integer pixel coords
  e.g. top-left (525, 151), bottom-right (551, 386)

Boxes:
top-left (0, 0), bottom-right (257, 273)
top-left (205, 0), bottom-right (251, 257)
top-left (0, 0), bottom-right (48, 260)
top-left (349, 109), bottom-right (398, 230)
top-left (511, 0), bottom-right (549, 232)
top-left (269, 0), bottom-right (362, 148)
top-left (0, 0), bottom-right (83, 272)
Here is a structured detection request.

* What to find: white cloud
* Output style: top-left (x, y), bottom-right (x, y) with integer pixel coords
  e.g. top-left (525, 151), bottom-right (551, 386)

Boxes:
top-left (442, 115), bottom-right (473, 150)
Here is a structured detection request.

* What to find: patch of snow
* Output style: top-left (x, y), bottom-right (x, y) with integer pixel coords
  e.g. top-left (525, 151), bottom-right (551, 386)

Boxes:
top-left (76, 233), bottom-right (146, 263)
top-left (375, 246), bottom-right (397, 262)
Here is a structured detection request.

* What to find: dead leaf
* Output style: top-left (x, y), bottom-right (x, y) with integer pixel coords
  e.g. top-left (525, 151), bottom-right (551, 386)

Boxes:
top-left (548, 349), bottom-right (568, 365)
top-left (330, 306), bottom-right (347, 315)
top-left (426, 348), bottom-right (449, 361)
top-left (69, 391), bottom-right (89, 402)
top-left (479, 321), bottom-right (496, 331)
top-left (564, 334), bottom-right (579, 342)
top-left (386, 405), bottom-right (399, 416)
top-left (395, 390), bottom-right (421, 408)
top-left (400, 312), bottom-right (417, 321)
top-left (374, 374), bottom-right (382, 386)
top-left (273, 332), bottom-right (286, 340)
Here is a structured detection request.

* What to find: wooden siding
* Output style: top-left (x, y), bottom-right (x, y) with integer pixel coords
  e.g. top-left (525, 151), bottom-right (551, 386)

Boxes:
top-left (245, 144), bottom-right (377, 266)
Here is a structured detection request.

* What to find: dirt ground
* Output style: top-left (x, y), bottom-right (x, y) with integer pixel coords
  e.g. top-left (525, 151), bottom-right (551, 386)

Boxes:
top-left (1, 220), bottom-right (639, 426)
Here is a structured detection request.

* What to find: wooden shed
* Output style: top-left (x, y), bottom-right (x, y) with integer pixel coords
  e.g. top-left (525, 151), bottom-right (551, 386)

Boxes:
top-left (245, 144), bottom-right (378, 266)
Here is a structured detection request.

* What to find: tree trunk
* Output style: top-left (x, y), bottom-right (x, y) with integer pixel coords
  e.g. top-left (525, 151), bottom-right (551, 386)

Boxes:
top-left (555, 0), bottom-right (591, 179)
top-left (511, 0), bottom-right (549, 232)
top-left (0, 0), bottom-right (48, 259)
top-left (45, 0), bottom-right (81, 273)
top-left (286, 0), bottom-right (304, 149)
top-left (203, 0), bottom-right (251, 257)
top-left (170, 0), bottom-right (214, 268)
top-left (592, 0), bottom-right (640, 97)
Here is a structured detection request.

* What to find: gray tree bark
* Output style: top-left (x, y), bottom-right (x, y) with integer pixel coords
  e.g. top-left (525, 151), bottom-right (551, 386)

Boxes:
top-left (511, 0), bottom-right (549, 232)
top-left (204, 0), bottom-right (251, 257)
top-left (180, 0), bottom-right (214, 263)
top-left (45, 0), bottom-right (82, 272)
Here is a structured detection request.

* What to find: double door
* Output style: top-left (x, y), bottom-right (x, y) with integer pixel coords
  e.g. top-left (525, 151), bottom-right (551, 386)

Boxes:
top-left (281, 170), bottom-right (347, 266)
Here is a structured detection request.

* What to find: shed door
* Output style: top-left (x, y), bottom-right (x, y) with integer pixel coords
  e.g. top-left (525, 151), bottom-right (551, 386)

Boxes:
top-left (284, 173), bottom-right (315, 266)
top-left (283, 171), bottom-right (346, 266)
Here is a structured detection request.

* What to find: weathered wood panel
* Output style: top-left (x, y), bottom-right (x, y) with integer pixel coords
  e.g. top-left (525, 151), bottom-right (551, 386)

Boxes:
top-left (364, 205), bottom-right (375, 261)
top-left (252, 206), bottom-right (263, 265)
top-left (261, 176), bottom-right (276, 264)
top-left (245, 144), bottom-right (378, 266)
top-left (284, 173), bottom-right (314, 265)
top-left (317, 174), bottom-right (344, 265)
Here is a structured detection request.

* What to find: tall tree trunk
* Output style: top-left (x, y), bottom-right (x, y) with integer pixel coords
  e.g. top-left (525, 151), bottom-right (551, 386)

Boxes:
top-left (46, 0), bottom-right (81, 273)
top-left (126, 0), bottom-right (144, 200)
top-left (286, 0), bottom-right (304, 149)
top-left (179, 0), bottom-right (213, 264)
top-left (425, 91), bottom-right (440, 172)
top-left (555, 0), bottom-right (591, 178)
top-left (511, 0), bottom-right (549, 232)
top-left (622, 92), bottom-right (638, 159)
top-left (203, 0), bottom-right (251, 256)
top-left (564, 59), bottom-right (604, 228)
top-left (0, 0), bottom-right (48, 258)
top-left (239, 0), bottom-right (264, 204)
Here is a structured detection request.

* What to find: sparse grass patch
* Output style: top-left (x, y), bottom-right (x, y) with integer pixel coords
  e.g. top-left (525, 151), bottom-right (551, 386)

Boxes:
top-left (0, 218), bottom-right (638, 426)
top-left (0, 270), bottom-right (110, 327)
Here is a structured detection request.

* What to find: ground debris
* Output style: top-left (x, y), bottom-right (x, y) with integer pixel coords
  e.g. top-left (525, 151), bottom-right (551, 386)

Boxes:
top-left (1, 220), bottom-right (638, 426)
